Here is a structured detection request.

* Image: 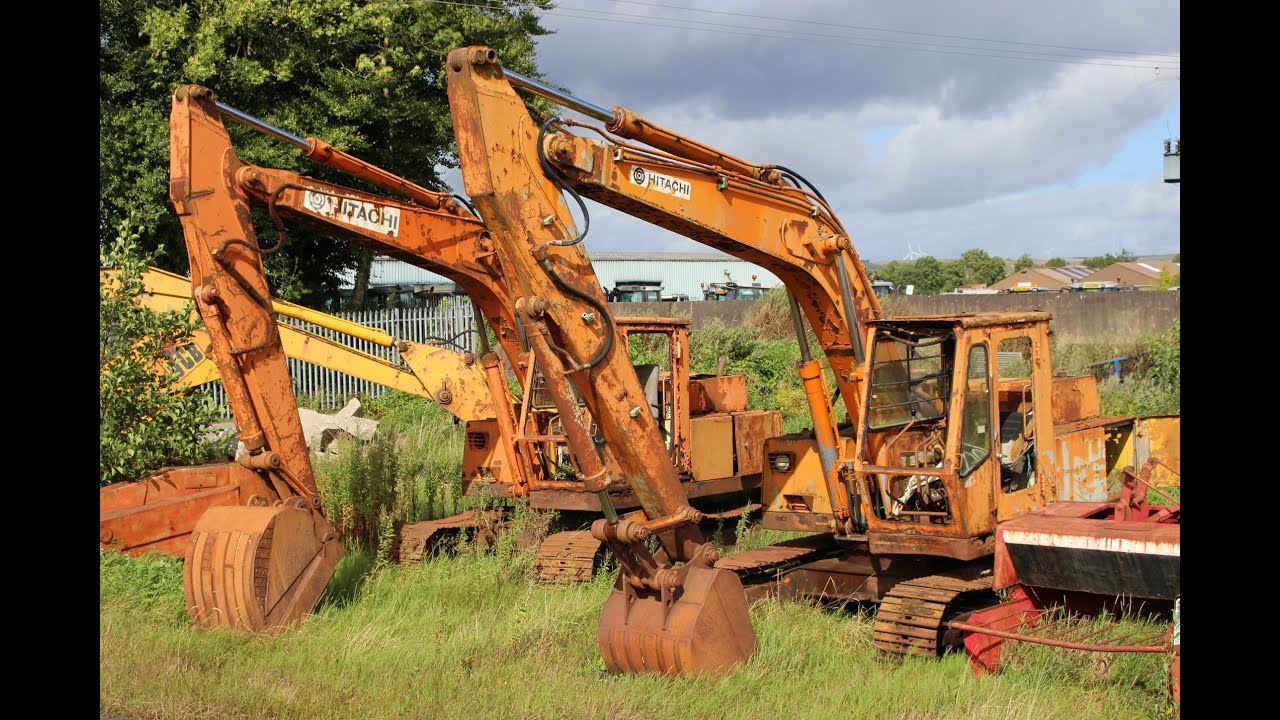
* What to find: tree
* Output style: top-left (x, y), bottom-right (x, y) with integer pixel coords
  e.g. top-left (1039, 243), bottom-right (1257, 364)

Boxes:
top-left (100, 216), bottom-right (225, 486)
top-left (1173, 252), bottom-right (1180, 263)
top-left (1045, 257), bottom-right (1067, 267)
top-left (1013, 254), bottom-right (1034, 272)
top-left (955, 249), bottom-right (1007, 287)
top-left (101, 0), bottom-right (553, 308)
top-left (1084, 248), bottom-right (1136, 269)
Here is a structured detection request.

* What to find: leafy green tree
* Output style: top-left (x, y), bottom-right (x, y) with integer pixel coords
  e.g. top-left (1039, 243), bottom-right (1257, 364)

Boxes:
top-left (876, 256), bottom-right (964, 294)
top-left (1172, 252), bottom-right (1180, 263)
top-left (100, 216), bottom-right (225, 486)
top-left (955, 249), bottom-right (1008, 286)
top-left (101, 0), bottom-right (553, 308)
top-left (1013, 254), bottom-right (1034, 272)
top-left (1045, 257), bottom-right (1067, 267)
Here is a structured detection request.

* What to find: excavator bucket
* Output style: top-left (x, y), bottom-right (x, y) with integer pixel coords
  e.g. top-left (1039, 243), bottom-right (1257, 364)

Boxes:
top-left (598, 566), bottom-right (756, 676)
top-left (184, 505), bottom-right (342, 632)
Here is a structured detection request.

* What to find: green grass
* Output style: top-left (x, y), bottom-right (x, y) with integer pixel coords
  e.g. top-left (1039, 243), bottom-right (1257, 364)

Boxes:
top-left (101, 545), bottom-right (1177, 720)
top-left (100, 307), bottom-right (1180, 719)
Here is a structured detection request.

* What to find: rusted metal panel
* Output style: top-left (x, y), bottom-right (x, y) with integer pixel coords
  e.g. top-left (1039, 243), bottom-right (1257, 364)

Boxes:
top-left (761, 435), bottom-right (855, 527)
top-left (732, 410), bottom-right (781, 476)
top-left (689, 374), bottom-right (748, 414)
top-left (1136, 416), bottom-right (1180, 487)
top-left (866, 532), bottom-right (995, 560)
top-left (524, 473), bottom-right (759, 512)
top-left (874, 312), bottom-right (1052, 329)
top-left (1048, 375), bottom-right (1100, 424)
top-left (99, 464), bottom-right (272, 557)
top-left (1003, 371), bottom-right (1105, 422)
top-left (396, 344), bottom-right (496, 422)
top-left (615, 316), bottom-right (691, 330)
top-left (1055, 424), bottom-right (1111, 502)
top-left (100, 485), bottom-right (240, 557)
top-left (1003, 375), bottom-right (1100, 424)
top-left (691, 414), bottom-right (735, 480)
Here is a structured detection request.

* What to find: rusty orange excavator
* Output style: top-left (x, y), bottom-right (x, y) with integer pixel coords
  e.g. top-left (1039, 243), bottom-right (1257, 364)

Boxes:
top-left (441, 46), bottom-right (1178, 673)
top-left (160, 81), bottom-right (781, 638)
top-left (154, 47), bottom-right (1177, 677)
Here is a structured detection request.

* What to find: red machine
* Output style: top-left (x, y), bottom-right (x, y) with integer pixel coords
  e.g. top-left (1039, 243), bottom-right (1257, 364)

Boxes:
top-left (953, 459), bottom-right (1180, 704)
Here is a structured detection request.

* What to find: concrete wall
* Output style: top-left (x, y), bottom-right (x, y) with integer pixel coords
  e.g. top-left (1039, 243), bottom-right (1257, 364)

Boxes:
top-left (608, 299), bottom-right (755, 331)
top-left (609, 290), bottom-right (1180, 340)
top-left (890, 291), bottom-right (1181, 339)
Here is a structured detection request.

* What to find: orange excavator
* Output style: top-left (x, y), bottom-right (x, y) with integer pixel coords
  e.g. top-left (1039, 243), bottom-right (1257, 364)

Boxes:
top-left (442, 46), bottom-right (1179, 674)
top-left (161, 81), bottom-right (784, 632)
top-left (166, 82), bottom-right (538, 631)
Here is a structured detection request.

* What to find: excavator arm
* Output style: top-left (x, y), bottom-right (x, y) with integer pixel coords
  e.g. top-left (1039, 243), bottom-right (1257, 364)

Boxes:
top-left (123, 266), bottom-right (498, 423)
top-left (446, 47), bottom-right (756, 676)
top-left (171, 86), bottom-right (344, 631)
top-left (168, 77), bottom-right (690, 631)
top-left (447, 51), bottom-right (887, 539)
top-left (167, 84), bottom-right (544, 632)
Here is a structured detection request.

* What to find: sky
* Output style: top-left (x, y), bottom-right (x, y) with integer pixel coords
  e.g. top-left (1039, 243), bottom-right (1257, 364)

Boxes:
top-left (436, 0), bottom-right (1181, 264)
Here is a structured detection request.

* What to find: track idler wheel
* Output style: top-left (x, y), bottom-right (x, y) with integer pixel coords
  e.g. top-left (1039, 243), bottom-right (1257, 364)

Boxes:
top-left (183, 500), bottom-right (342, 632)
top-left (598, 544), bottom-right (756, 676)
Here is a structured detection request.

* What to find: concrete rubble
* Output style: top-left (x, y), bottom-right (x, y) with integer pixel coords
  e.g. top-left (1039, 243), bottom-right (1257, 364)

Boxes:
top-left (209, 398), bottom-right (380, 459)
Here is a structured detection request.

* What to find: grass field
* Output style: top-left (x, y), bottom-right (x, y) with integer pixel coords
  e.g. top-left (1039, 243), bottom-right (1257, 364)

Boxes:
top-left (100, 539), bottom-right (1177, 720)
top-left (100, 312), bottom-right (1179, 719)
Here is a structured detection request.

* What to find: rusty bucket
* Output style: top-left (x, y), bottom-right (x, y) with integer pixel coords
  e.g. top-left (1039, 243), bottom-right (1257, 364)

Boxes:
top-left (598, 565), bottom-right (756, 676)
top-left (183, 503), bottom-right (342, 632)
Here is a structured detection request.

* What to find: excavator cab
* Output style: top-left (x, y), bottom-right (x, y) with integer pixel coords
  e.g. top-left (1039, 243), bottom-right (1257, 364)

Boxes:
top-left (761, 312), bottom-right (1059, 558)
top-left (850, 313), bottom-right (1057, 557)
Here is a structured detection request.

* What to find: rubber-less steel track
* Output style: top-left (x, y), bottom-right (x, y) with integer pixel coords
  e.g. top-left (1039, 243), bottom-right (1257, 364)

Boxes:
top-left (390, 510), bottom-right (484, 563)
top-left (534, 530), bottom-right (603, 583)
top-left (873, 574), bottom-right (996, 657)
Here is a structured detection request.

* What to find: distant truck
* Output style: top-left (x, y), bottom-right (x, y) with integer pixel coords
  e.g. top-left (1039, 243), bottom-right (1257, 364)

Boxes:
top-left (701, 271), bottom-right (773, 301)
top-left (1067, 280), bottom-right (1122, 292)
top-left (1002, 282), bottom-right (1050, 294)
top-left (702, 280), bottom-right (769, 301)
top-left (607, 280), bottom-right (664, 303)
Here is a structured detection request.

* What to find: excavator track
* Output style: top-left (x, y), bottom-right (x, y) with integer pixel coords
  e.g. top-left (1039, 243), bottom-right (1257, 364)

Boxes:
top-left (390, 510), bottom-right (488, 563)
top-left (715, 533), bottom-right (840, 583)
top-left (873, 574), bottom-right (997, 657)
top-left (534, 530), bottom-right (604, 583)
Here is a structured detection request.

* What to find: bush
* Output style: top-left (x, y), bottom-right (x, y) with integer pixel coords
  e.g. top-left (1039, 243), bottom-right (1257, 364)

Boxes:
top-left (99, 217), bottom-right (224, 485)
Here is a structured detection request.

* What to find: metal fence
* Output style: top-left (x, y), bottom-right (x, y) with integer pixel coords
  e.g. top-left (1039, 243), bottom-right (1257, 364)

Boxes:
top-left (201, 298), bottom-right (478, 415)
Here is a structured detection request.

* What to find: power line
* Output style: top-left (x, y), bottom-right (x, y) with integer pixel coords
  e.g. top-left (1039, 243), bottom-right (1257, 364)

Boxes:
top-left (546, 5), bottom-right (1176, 67)
top-left (609, 0), bottom-right (1181, 61)
top-left (426, 0), bottom-right (1177, 70)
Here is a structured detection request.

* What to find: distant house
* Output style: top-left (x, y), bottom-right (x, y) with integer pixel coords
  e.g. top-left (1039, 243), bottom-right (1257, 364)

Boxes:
top-left (988, 266), bottom-right (1092, 292)
top-left (1077, 262), bottom-right (1180, 290)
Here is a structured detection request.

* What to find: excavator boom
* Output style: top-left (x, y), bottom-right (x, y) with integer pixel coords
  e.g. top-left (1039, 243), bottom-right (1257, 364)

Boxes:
top-left (446, 47), bottom-right (755, 675)
top-left (171, 86), bottom-right (343, 631)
